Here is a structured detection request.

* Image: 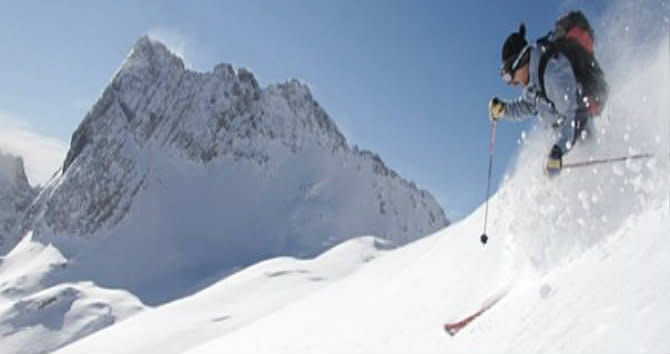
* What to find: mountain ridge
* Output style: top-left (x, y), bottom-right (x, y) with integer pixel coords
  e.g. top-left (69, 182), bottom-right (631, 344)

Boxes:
top-left (0, 36), bottom-right (448, 309)
top-left (21, 36), bottom-right (446, 243)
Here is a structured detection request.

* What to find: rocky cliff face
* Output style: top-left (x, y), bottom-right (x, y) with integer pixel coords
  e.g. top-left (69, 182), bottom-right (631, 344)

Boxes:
top-left (18, 36), bottom-right (448, 303)
top-left (0, 151), bottom-right (36, 252)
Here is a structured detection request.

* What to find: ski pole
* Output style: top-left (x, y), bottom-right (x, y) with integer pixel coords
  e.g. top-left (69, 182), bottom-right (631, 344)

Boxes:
top-left (481, 120), bottom-right (497, 245)
top-left (563, 152), bottom-right (658, 169)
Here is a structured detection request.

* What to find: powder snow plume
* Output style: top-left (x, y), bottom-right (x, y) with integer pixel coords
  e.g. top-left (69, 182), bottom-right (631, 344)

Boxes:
top-left (489, 0), bottom-right (669, 272)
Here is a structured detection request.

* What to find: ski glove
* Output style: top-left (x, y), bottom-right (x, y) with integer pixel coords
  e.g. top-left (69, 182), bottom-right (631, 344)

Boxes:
top-left (488, 97), bottom-right (506, 122)
top-left (545, 145), bottom-right (563, 177)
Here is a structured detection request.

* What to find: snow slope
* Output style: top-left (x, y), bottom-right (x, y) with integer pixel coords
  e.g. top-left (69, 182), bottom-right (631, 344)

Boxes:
top-left (56, 178), bottom-right (669, 354)
top-left (177, 203), bottom-right (668, 354)
top-left (58, 6), bottom-right (669, 353)
top-left (53, 236), bottom-right (392, 354)
top-left (0, 233), bottom-right (144, 354)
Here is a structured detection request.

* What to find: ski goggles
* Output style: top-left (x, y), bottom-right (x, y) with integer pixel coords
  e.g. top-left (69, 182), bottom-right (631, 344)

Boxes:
top-left (500, 45), bottom-right (530, 84)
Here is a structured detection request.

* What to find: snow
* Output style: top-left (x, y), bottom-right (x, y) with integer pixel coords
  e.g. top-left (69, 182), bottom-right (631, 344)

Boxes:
top-left (15, 35), bottom-right (445, 308)
top-left (173, 205), bottom-right (668, 354)
top-left (52, 237), bottom-right (391, 354)
top-left (0, 233), bottom-right (144, 354)
top-left (28, 136), bottom-right (443, 306)
top-left (455, 206), bottom-right (670, 354)
top-left (0, 34), bottom-right (446, 354)
top-left (58, 15), bottom-right (669, 354)
top-left (53, 188), bottom-right (669, 354)
top-left (0, 152), bottom-right (35, 253)
top-left (4, 3), bottom-right (670, 353)
top-left (0, 232), bottom-right (67, 300)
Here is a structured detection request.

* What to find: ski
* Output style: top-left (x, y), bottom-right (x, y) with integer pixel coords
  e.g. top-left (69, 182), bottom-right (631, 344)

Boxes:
top-left (444, 291), bottom-right (507, 336)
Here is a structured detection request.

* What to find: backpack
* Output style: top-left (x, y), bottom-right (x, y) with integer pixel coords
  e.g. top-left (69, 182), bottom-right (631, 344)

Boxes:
top-left (537, 11), bottom-right (608, 118)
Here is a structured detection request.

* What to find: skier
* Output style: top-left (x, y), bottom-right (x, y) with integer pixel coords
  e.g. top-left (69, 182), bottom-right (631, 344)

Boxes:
top-left (489, 13), bottom-right (607, 177)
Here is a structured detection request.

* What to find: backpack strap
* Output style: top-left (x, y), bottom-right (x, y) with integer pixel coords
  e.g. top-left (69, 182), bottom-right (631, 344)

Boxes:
top-left (537, 40), bottom-right (591, 142)
top-left (535, 34), bottom-right (554, 100)
top-left (537, 51), bottom-right (549, 100)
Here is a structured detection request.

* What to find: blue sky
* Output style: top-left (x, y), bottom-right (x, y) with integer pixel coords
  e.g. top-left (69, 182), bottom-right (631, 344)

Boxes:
top-left (0, 1), bottom-right (614, 219)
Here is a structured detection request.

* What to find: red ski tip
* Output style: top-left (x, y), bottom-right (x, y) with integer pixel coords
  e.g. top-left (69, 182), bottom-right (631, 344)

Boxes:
top-left (443, 291), bottom-right (507, 336)
top-left (444, 310), bottom-right (483, 336)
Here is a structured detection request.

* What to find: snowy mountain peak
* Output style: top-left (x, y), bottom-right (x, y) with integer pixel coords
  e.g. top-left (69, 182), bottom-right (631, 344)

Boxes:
top-left (21, 36), bottom-right (447, 306)
top-left (49, 38), bottom-right (362, 241)
top-left (121, 35), bottom-right (186, 75)
top-left (0, 151), bottom-right (36, 252)
top-left (0, 151), bottom-right (29, 187)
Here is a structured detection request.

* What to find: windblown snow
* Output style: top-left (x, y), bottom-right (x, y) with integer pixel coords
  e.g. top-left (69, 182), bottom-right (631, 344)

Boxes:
top-left (3, 2), bottom-right (670, 354)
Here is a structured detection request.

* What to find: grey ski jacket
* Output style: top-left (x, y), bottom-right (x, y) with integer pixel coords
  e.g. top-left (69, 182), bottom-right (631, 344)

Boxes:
top-left (499, 44), bottom-right (582, 154)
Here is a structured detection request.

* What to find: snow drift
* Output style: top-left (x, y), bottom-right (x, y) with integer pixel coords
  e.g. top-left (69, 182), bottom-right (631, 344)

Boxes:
top-left (52, 237), bottom-right (393, 354)
top-left (0, 233), bottom-right (144, 354)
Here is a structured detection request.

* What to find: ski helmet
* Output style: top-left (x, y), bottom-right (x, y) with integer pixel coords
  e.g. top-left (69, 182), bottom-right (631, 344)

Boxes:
top-left (501, 24), bottom-right (530, 83)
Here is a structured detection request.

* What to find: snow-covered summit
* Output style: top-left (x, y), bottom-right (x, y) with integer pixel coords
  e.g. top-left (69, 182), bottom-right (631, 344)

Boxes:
top-left (118, 35), bottom-right (186, 77)
top-left (0, 151), bottom-right (35, 252)
top-left (17, 36), bottom-right (447, 305)
top-left (0, 152), bottom-right (28, 185)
